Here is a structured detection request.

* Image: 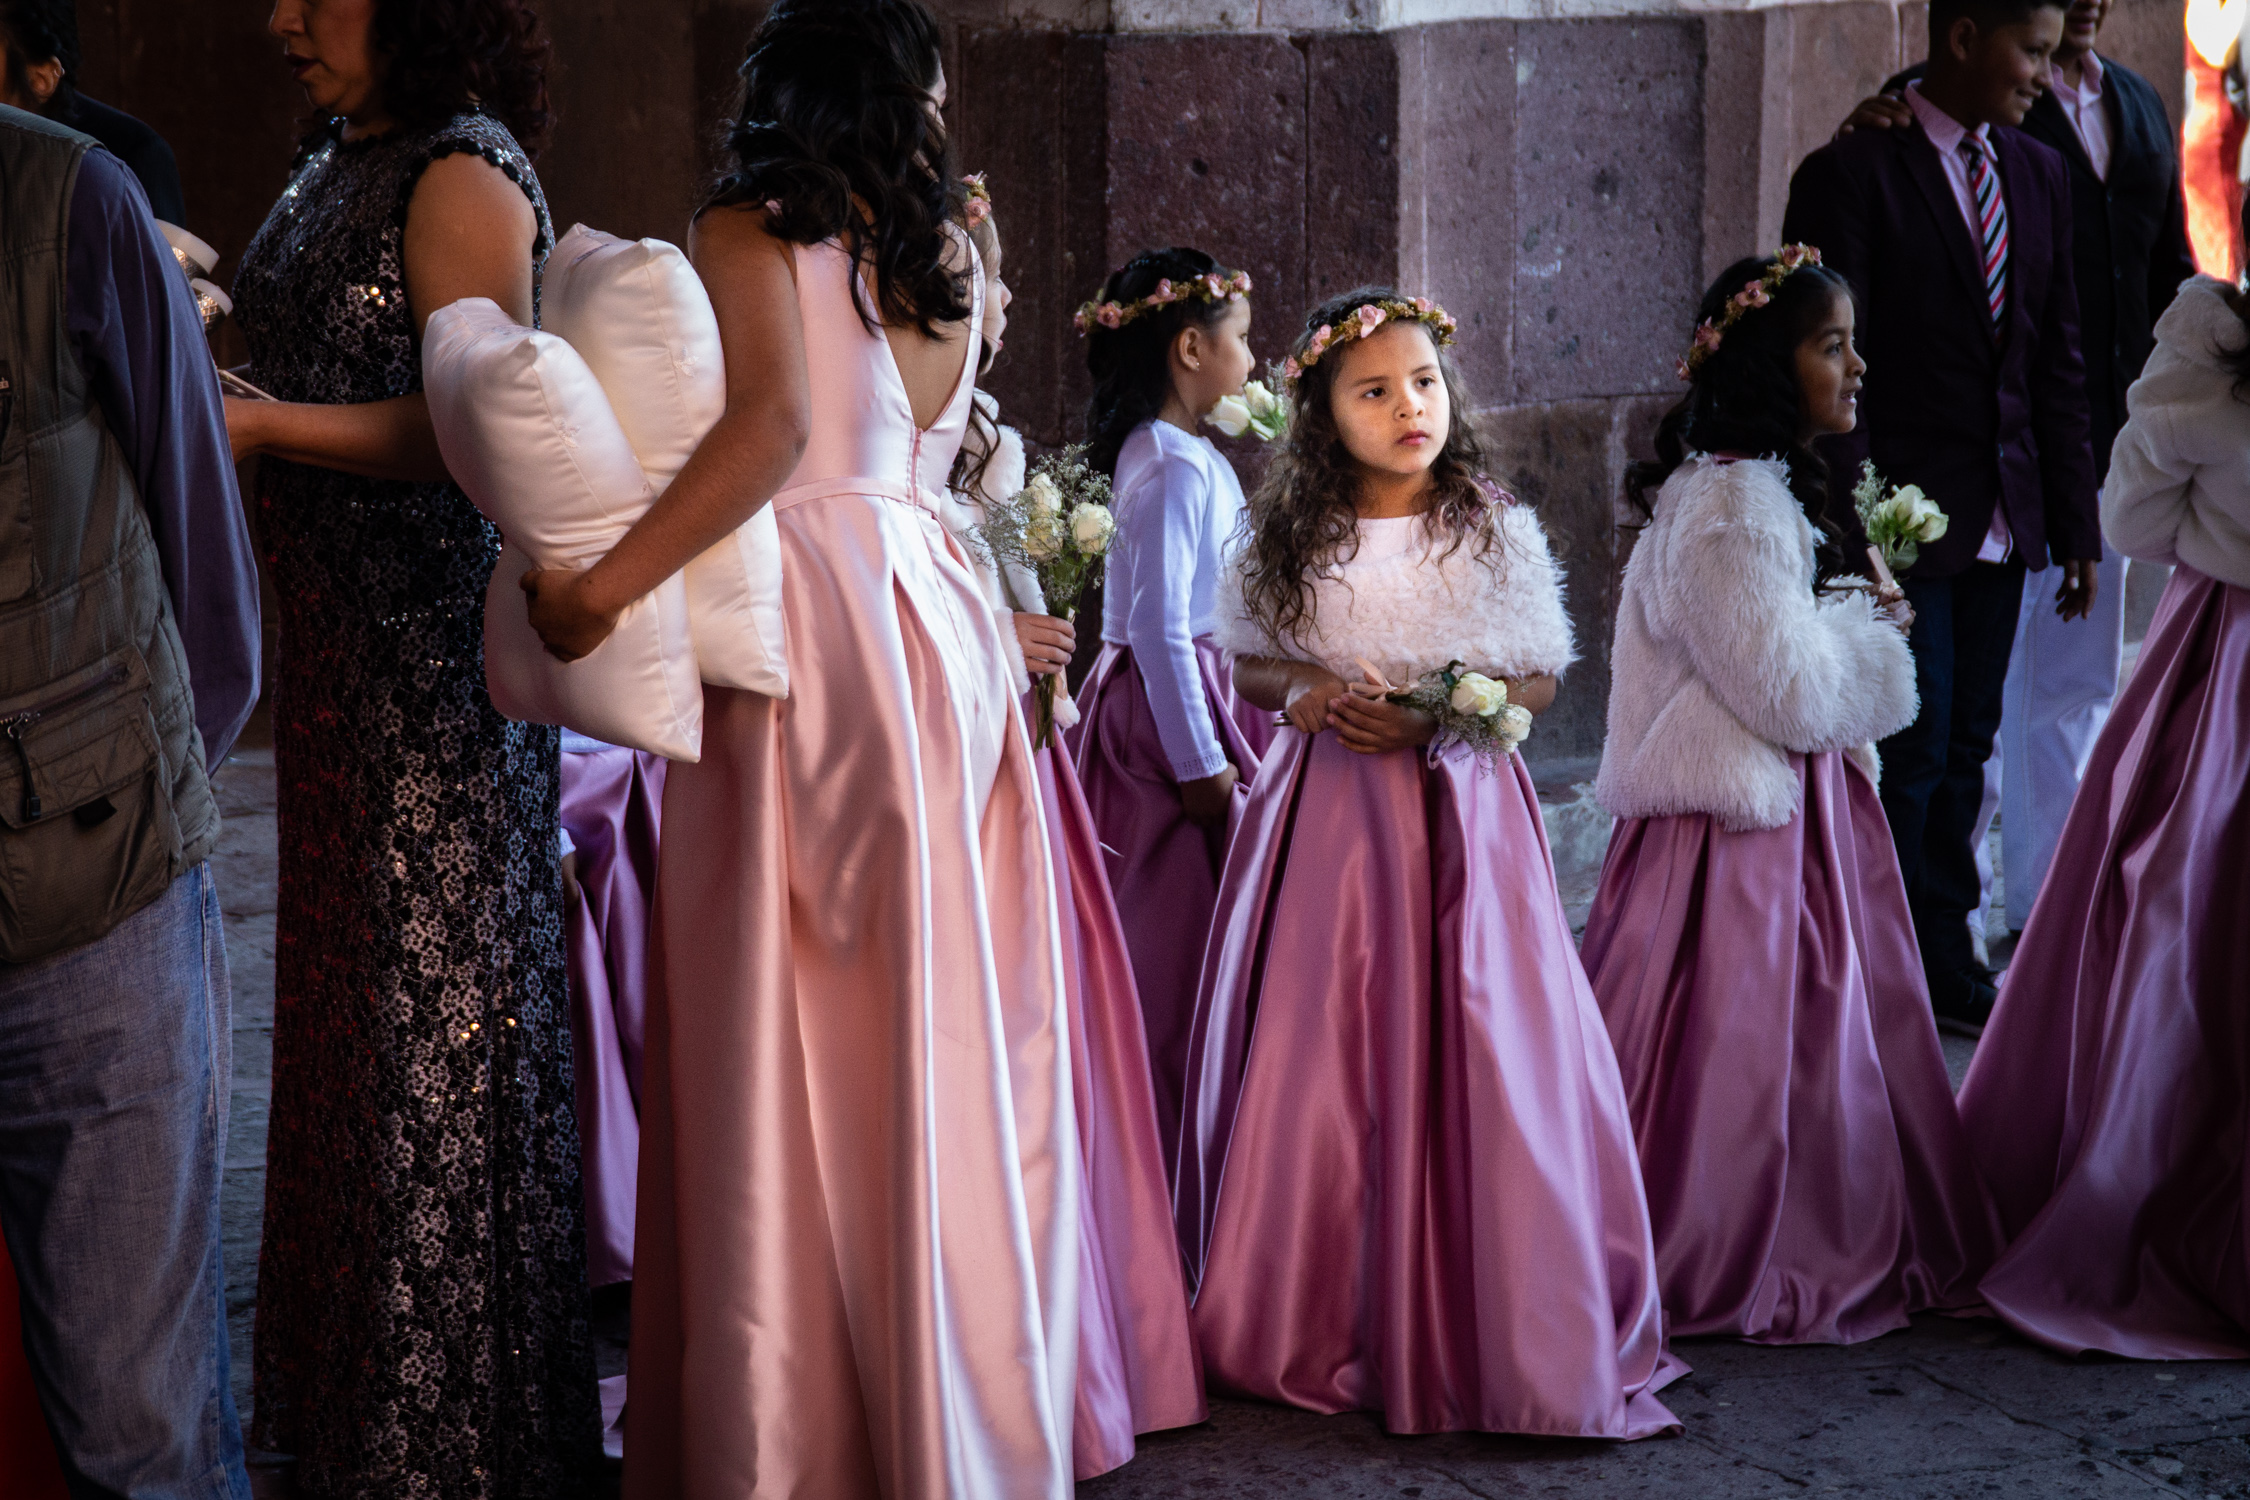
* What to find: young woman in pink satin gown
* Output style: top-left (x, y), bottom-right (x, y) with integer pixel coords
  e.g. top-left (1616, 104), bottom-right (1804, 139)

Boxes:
top-left (1067, 249), bottom-right (1270, 1177)
top-left (939, 205), bottom-right (1204, 1480)
top-left (520, 6), bottom-right (1079, 1494)
top-left (1177, 289), bottom-right (1682, 1439)
top-left (1580, 253), bottom-right (2002, 1346)
top-left (1960, 271), bottom-right (2250, 1360)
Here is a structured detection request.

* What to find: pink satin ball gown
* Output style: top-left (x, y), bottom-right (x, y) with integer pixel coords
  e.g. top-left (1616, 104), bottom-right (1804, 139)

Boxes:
top-left (625, 236), bottom-right (1079, 1499)
top-left (1176, 730), bottom-right (1684, 1438)
top-left (1583, 751), bottom-right (2002, 1344)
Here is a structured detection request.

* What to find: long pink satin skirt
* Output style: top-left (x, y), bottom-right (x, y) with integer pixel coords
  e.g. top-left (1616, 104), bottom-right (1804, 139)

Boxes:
top-left (1035, 731), bottom-right (1206, 1479)
top-left (1582, 751), bottom-right (2001, 1344)
top-left (626, 492), bottom-right (1076, 1499)
top-left (1176, 728), bottom-right (1683, 1438)
top-left (1069, 639), bottom-right (1268, 1184)
top-left (1962, 565), bottom-right (2250, 1359)
top-left (559, 744), bottom-right (665, 1290)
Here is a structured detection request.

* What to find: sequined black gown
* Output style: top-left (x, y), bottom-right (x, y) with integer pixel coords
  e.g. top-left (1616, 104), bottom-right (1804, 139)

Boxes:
top-left (232, 113), bottom-right (599, 1499)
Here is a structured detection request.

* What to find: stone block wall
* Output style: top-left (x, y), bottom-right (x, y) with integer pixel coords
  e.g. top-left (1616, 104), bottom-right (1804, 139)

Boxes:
top-left (77, 0), bottom-right (2187, 758)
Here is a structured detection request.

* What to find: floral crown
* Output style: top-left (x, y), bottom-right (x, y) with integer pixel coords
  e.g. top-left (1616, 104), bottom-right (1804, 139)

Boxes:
top-left (961, 172), bottom-right (992, 229)
top-left (1072, 267), bottom-right (1253, 334)
top-left (1278, 296), bottom-right (1457, 389)
top-left (1675, 243), bottom-right (1823, 382)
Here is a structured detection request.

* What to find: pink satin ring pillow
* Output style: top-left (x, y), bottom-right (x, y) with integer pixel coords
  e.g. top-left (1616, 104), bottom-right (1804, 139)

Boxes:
top-left (424, 296), bottom-right (704, 761)
top-left (543, 225), bottom-right (788, 698)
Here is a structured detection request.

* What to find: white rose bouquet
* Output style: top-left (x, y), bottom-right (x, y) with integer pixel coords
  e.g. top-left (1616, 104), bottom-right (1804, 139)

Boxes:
top-left (1852, 461), bottom-right (1949, 573)
top-left (1205, 378), bottom-right (1289, 443)
top-left (1368, 658), bottom-right (1533, 773)
top-left (976, 443), bottom-right (1117, 748)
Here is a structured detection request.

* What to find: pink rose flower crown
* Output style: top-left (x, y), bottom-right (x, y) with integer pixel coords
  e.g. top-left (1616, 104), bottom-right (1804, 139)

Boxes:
top-left (1072, 267), bottom-right (1254, 334)
top-left (961, 172), bottom-right (993, 229)
top-left (1278, 295), bottom-right (1458, 390)
top-left (1674, 242), bottom-right (1822, 382)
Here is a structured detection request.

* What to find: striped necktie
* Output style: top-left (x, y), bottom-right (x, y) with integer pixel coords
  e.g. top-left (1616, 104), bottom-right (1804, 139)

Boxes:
top-left (1961, 137), bottom-right (2008, 333)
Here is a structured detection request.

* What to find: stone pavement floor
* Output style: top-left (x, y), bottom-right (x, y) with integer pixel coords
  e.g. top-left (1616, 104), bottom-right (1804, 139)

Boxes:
top-left (206, 744), bottom-right (2250, 1499)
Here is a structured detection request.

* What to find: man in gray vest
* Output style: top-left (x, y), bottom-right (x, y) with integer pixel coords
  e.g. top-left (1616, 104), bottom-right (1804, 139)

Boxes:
top-left (1, 100), bottom-right (258, 1497)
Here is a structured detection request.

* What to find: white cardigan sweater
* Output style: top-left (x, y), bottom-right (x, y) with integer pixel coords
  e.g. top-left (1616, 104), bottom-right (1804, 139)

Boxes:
top-left (1594, 456), bottom-right (1918, 832)
top-left (1211, 497), bottom-right (1577, 689)
top-left (2101, 275), bottom-right (2250, 589)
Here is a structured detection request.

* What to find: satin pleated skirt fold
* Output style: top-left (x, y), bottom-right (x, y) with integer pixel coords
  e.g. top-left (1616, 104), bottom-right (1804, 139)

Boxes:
top-left (1175, 729), bottom-right (1683, 1438)
top-left (1034, 733), bottom-right (1206, 1480)
top-left (1581, 751), bottom-right (2001, 1345)
top-left (559, 744), bottom-right (666, 1290)
top-left (626, 493), bottom-right (1078, 1500)
top-left (1069, 639), bottom-right (1268, 1183)
top-left (1961, 566), bottom-right (2250, 1360)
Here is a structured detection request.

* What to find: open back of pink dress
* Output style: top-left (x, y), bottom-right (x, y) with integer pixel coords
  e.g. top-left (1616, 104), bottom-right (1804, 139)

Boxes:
top-left (625, 232), bottom-right (1080, 1499)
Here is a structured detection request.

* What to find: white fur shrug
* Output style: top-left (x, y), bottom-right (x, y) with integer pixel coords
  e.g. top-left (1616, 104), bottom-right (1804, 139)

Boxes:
top-left (1595, 456), bottom-right (1918, 832)
top-left (2101, 275), bottom-right (2250, 589)
top-left (1211, 498), bottom-right (1577, 687)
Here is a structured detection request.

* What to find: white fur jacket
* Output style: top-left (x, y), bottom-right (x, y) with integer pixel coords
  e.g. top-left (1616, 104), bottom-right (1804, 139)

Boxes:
top-left (937, 397), bottom-right (1079, 723)
top-left (1211, 496), bottom-right (1577, 689)
top-left (2101, 275), bottom-right (2250, 590)
top-left (1594, 455), bottom-right (1918, 832)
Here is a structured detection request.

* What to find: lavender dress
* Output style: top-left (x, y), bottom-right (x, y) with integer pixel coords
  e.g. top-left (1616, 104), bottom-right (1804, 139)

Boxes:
top-left (557, 733), bottom-right (665, 1291)
top-left (1070, 422), bottom-right (1269, 1180)
top-left (940, 418), bottom-right (1206, 1479)
top-left (1961, 567), bottom-right (2250, 1357)
top-left (1583, 754), bottom-right (2001, 1343)
top-left (1176, 510), bottom-right (1681, 1438)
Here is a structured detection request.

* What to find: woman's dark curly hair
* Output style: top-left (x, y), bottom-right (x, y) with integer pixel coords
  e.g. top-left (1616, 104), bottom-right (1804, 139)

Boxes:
top-left (705, 0), bottom-right (971, 337)
top-left (0, 0), bottom-right (77, 118)
top-left (1626, 255), bottom-right (1857, 588)
top-left (372, 0), bottom-right (553, 156)
top-left (1237, 285), bottom-right (1501, 654)
top-left (1082, 247), bottom-right (1244, 477)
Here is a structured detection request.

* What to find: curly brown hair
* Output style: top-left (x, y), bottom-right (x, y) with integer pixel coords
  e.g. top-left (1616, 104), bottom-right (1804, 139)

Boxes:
top-left (1238, 286), bottom-right (1505, 653)
top-left (373, 0), bottom-right (553, 156)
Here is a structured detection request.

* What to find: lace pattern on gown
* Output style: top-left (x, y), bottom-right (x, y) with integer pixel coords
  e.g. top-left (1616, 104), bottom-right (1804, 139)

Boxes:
top-left (232, 111), bottom-right (599, 1498)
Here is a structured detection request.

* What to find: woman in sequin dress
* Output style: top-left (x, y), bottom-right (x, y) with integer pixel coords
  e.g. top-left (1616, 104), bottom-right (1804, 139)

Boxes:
top-left (223, 1), bottom-right (600, 1494)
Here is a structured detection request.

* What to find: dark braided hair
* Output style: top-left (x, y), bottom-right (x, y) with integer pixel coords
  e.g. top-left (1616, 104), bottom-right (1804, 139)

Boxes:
top-left (372, 0), bottom-right (554, 155)
top-left (0, 0), bottom-right (76, 118)
top-left (1237, 286), bottom-right (1503, 654)
top-left (1082, 247), bottom-right (1242, 478)
top-left (705, 0), bottom-right (971, 337)
top-left (1626, 254), bottom-right (1857, 589)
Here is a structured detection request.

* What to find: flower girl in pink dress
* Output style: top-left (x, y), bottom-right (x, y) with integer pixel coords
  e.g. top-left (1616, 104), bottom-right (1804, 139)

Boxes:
top-left (1067, 249), bottom-right (1269, 1177)
top-left (942, 201), bottom-right (1205, 1480)
top-left (1177, 288), bottom-right (1681, 1438)
top-left (1960, 268), bottom-right (2250, 1360)
top-left (1579, 251), bottom-right (2001, 1345)
top-left (521, 5), bottom-right (1078, 1494)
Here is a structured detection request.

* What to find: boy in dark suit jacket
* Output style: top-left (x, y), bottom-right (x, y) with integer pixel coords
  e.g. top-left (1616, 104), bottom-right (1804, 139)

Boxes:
top-left (1783, 0), bottom-right (2101, 1033)
top-left (1839, 1), bottom-right (2198, 947)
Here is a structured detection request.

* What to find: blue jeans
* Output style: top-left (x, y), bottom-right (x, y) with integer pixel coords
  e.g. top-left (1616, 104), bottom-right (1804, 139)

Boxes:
top-left (1879, 560), bottom-right (2028, 999)
top-left (0, 862), bottom-right (249, 1500)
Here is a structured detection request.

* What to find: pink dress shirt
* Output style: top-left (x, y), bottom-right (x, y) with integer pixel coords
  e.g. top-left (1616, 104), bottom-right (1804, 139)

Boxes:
top-left (2049, 53), bottom-right (2112, 181)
